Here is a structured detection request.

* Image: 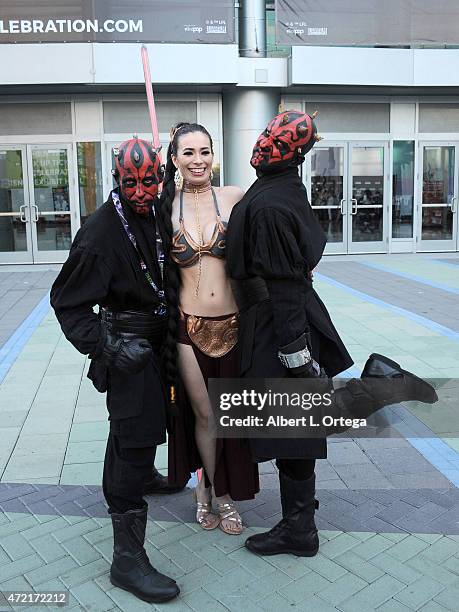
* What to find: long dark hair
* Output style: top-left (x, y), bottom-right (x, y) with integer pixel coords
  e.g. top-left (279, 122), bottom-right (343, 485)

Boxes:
top-left (159, 122), bottom-right (214, 393)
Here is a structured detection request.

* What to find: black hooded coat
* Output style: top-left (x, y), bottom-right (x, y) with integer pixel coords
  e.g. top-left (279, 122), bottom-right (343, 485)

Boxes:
top-left (50, 190), bottom-right (168, 446)
top-left (226, 167), bottom-right (354, 461)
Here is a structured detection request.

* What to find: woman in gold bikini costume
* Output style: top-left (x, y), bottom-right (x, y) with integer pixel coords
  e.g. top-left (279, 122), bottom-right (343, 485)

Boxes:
top-left (159, 123), bottom-right (259, 534)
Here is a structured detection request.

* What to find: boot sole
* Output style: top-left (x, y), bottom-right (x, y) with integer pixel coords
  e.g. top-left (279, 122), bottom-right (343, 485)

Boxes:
top-left (245, 541), bottom-right (319, 557)
top-left (368, 353), bottom-right (438, 404)
top-left (110, 576), bottom-right (179, 603)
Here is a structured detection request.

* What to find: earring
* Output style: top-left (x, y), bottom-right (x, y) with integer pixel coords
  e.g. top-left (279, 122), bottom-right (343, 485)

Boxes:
top-left (210, 169), bottom-right (214, 182)
top-left (174, 168), bottom-right (183, 190)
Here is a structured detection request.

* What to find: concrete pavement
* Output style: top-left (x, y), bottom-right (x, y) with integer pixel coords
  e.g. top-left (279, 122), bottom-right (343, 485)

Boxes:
top-left (1, 253), bottom-right (459, 611)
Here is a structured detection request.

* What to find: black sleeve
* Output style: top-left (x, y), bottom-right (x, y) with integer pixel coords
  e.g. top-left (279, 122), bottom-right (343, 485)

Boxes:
top-left (250, 207), bottom-right (309, 347)
top-left (50, 245), bottom-right (112, 356)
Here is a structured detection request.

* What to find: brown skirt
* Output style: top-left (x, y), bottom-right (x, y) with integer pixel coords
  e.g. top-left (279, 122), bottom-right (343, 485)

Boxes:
top-left (167, 313), bottom-right (260, 501)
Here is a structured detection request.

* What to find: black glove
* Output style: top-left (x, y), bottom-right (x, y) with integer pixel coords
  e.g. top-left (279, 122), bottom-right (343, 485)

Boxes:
top-left (101, 331), bottom-right (153, 374)
top-left (279, 332), bottom-right (321, 378)
top-left (289, 360), bottom-right (321, 378)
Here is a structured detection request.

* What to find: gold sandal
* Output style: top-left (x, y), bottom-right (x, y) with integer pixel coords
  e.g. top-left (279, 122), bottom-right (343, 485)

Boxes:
top-left (217, 501), bottom-right (243, 535)
top-left (193, 488), bottom-right (220, 531)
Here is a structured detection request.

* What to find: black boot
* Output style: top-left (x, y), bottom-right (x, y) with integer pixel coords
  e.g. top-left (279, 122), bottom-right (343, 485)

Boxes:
top-left (110, 508), bottom-right (179, 603)
top-left (361, 353), bottom-right (438, 404)
top-left (143, 466), bottom-right (185, 495)
top-left (245, 472), bottom-right (319, 557)
top-left (329, 353), bottom-right (438, 430)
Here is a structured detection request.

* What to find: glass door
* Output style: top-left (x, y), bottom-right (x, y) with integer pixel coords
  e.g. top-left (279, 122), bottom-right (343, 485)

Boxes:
top-left (27, 145), bottom-right (75, 264)
top-left (309, 144), bottom-right (348, 254)
top-left (348, 143), bottom-right (389, 254)
top-left (418, 144), bottom-right (458, 252)
top-left (0, 147), bottom-right (33, 263)
top-left (305, 142), bottom-right (389, 254)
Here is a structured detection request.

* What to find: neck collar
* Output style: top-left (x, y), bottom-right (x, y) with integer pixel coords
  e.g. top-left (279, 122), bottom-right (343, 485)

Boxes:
top-left (182, 181), bottom-right (212, 194)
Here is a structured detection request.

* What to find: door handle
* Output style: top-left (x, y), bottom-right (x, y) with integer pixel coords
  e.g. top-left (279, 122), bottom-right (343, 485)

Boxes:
top-left (340, 199), bottom-right (346, 215)
top-left (19, 204), bottom-right (27, 223)
top-left (451, 196), bottom-right (457, 213)
top-left (351, 198), bottom-right (358, 215)
top-left (31, 204), bottom-right (39, 223)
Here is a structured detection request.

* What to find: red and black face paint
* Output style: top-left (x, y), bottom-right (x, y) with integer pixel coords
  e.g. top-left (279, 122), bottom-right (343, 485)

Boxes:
top-left (250, 110), bottom-right (321, 173)
top-left (113, 138), bottom-right (164, 215)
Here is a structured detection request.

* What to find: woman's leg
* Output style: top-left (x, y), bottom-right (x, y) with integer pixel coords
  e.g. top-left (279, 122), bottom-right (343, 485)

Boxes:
top-left (177, 343), bottom-right (241, 533)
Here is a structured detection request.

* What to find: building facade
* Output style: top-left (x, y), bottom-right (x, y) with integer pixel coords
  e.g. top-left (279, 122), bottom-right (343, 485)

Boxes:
top-left (1, 2), bottom-right (459, 264)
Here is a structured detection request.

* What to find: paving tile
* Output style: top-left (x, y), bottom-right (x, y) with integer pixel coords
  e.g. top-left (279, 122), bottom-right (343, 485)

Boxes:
top-left (228, 546), bottom-right (278, 577)
top-left (71, 579), bottom-right (115, 612)
top-left (372, 552), bottom-right (423, 585)
top-left (419, 601), bottom-right (451, 612)
top-left (62, 536), bottom-right (102, 565)
top-left (319, 532), bottom-right (361, 559)
top-left (24, 555), bottom-right (79, 588)
top-left (318, 573), bottom-right (367, 606)
top-left (419, 537), bottom-right (459, 564)
top-left (59, 557), bottom-right (110, 589)
top-left (216, 594), bottom-right (265, 612)
top-left (52, 517), bottom-right (101, 543)
top-left (377, 600), bottom-right (414, 611)
top-left (0, 554), bottom-right (43, 583)
top-left (194, 544), bottom-right (239, 577)
top-left (432, 585), bottom-right (459, 610)
top-left (386, 536), bottom-right (431, 563)
top-left (237, 567), bottom-right (293, 601)
top-left (65, 440), bottom-right (106, 464)
top-left (20, 516), bottom-right (68, 541)
top-left (278, 571), bottom-right (332, 604)
top-left (0, 514), bottom-right (38, 537)
top-left (176, 564), bottom-right (221, 596)
top-left (0, 532), bottom-right (35, 561)
top-left (261, 553), bottom-right (311, 580)
top-left (29, 533), bottom-right (68, 564)
top-left (255, 592), bottom-right (296, 612)
top-left (203, 566), bottom-right (259, 598)
top-left (394, 577), bottom-right (446, 610)
top-left (68, 421), bottom-right (109, 443)
top-left (333, 550), bottom-right (386, 583)
top-left (159, 542), bottom-right (203, 574)
top-left (153, 523), bottom-right (197, 549)
top-left (182, 587), bottom-right (229, 612)
top-left (352, 534), bottom-right (395, 560)
top-left (338, 574), bottom-right (406, 611)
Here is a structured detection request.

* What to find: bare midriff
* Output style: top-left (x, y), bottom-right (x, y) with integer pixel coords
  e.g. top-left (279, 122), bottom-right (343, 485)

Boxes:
top-left (179, 255), bottom-right (237, 317)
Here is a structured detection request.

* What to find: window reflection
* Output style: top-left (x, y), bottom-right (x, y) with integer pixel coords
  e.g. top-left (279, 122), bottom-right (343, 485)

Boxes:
top-left (311, 147), bottom-right (344, 243)
top-left (422, 147), bottom-right (454, 204)
top-left (352, 147), bottom-right (384, 243)
top-left (77, 142), bottom-right (104, 224)
top-left (0, 149), bottom-right (26, 253)
top-left (392, 141), bottom-right (414, 238)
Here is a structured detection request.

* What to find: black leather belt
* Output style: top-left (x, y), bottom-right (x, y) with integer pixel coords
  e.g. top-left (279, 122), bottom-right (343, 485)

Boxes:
top-left (101, 308), bottom-right (167, 348)
top-left (231, 277), bottom-right (269, 311)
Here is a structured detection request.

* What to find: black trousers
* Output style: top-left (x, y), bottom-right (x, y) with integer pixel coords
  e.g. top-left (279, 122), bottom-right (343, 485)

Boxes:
top-left (102, 432), bottom-right (157, 514)
top-left (276, 458), bottom-right (316, 481)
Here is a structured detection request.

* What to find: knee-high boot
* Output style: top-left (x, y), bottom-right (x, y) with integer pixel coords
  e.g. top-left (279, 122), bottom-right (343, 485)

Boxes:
top-left (328, 353), bottom-right (438, 434)
top-left (245, 471), bottom-right (319, 557)
top-left (110, 507), bottom-right (179, 603)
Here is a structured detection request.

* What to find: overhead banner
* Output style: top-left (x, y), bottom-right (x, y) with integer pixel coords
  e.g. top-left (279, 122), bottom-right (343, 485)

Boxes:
top-left (276, 0), bottom-right (459, 46)
top-left (0, 1), bottom-right (234, 44)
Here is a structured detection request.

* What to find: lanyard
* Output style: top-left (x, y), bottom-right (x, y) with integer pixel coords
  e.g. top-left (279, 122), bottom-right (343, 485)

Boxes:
top-left (112, 192), bottom-right (167, 316)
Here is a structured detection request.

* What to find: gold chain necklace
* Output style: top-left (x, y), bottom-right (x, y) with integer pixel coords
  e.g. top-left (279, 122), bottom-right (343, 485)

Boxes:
top-left (183, 181), bottom-right (211, 194)
top-left (193, 188), bottom-right (203, 298)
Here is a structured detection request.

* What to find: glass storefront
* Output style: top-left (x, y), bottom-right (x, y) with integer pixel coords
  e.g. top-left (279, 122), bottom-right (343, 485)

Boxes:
top-left (3, 97), bottom-right (459, 262)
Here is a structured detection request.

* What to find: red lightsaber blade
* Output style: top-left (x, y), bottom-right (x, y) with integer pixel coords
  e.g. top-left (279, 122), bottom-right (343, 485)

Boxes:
top-left (141, 45), bottom-right (161, 155)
